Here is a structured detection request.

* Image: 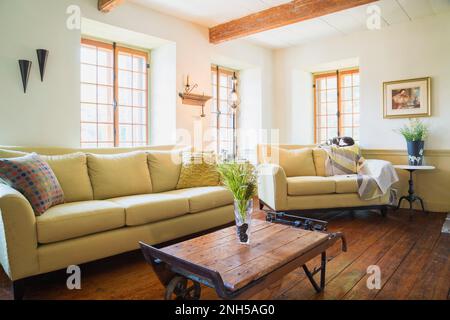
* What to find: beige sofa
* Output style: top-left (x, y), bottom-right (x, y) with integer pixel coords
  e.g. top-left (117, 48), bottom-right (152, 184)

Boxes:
top-left (257, 144), bottom-right (391, 212)
top-left (0, 145), bottom-right (234, 298)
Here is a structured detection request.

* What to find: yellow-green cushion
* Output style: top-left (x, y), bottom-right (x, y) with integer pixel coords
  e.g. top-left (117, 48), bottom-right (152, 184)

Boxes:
top-left (272, 147), bottom-right (316, 177)
top-left (87, 151), bottom-right (152, 200)
top-left (147, 151), bottom-right (182, 193)
top-left (41, 153), bottom-right (93, 203)
top-left (176, 152), bottom-right (220, 189)
top-left (313, 148), bottom-right (328, 177)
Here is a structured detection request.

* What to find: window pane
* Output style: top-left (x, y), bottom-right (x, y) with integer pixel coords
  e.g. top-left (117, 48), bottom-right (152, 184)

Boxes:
top-left (343, 127), bottom-right (353, 137)
top-left (327, 89), bottom-right (337, 102)
top-left (342, 101), bottom-right (352, 113)
top-left (98, 67), bottom-right (113, 86)
top-left (326, 77), bottom-right (337, 89)
top-left (133, 56), bottom-right (146, 73)
top-left (81, 46), bottom-right (96, 64)
top-left (219, 87), bottom-right (228, 100)
top-left (343, 87), bottom-right (352, 101)
top-left (81, 84), bottom-right (97, 103)
top-left (98, 142), bottom-right (114, 148)
top-left (133, 108), bottom-right (146, 125)
top-left (97, 86), bottom-right (113, 104)
top-left (353, 74), bottom-right (360, 86)
top-left (319, 103), bottom-right (327, 114)
top-left (319, 91), bottom-right (326, 103)
top-left (343, 114), bottom-right (353, 126)
top-left (98, 104), bottom-right (113, 123)
top-left (353, 87), bottom-right (360, 100)
top-left (219, 100), bottom-right (229, 114)
top-left (327, 102), bottom-right (337, 115)
top-left (343, 75), bottom-right (352, 87)
top-left (119, 70), bottom-right (132, 88)
top-left (119, 125), bottom-right (132, 142)
top-left (118, 53), bottom-right (132, 70)
top-left (320, 116), bottom-right (327, 127)
top-left (133, 125), bottom-right (146, 142)
top-left (220, 75), bottom-right (228, 87)
top-left (328, 116), bottom-right (337, 128)
top-left (81, 104), bottom-right (97, 122)
top-left (98, 124), bottom-right (114, 142)
top-left (354, 100), bottom-right (360, 113)
top-left (133, 72), bottom-right (145, 90)
top-left (133, 90), bottom-right (146, 107)
top-left (81, 123), bottom-right (97, 142)
top-left (81, 64), bottom-right (96, 83)
top-left (119, 107), bottom-right (133, 123)
top-left (97, 48), bottom-right (113, 67)
top-left (119, 88), bottom-right (132, 106)
top-left (327, 128), bottom-right (338, 138)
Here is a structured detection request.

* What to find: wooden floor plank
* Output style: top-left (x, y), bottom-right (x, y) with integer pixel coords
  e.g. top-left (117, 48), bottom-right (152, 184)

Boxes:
top-left (407, 233), bottom-right (450, 300)
top-left (342, 212), bottom-right (431, 300)
top-left (0, 209), bottom-right (447, 300)
top-left (278, 213), bottom-right (401, 299)
top-left (374, 213), bottom-right (445, 300)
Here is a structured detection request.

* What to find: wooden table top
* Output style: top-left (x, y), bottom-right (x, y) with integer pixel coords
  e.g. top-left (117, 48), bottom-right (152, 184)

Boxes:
top-left (162, 219), bottom-right (329, 291)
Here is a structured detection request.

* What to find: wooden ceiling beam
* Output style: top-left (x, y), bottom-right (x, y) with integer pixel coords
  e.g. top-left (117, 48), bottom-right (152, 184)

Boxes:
top-left (98, 0), bottom-right (125, 13)
top-left (209, 0), bottom-right (378, 44)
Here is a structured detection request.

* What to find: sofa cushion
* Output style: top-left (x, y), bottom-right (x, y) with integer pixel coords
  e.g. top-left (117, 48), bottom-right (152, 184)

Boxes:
top-left (313, 148), bottom-right (328, 177)
top-left (147, 151), bottom-right (182, 193)
top-left (41, 153), bottom-right (94, 203)
top-left (287, 176), bottom-right (336, 196)
top-left (87, 151), bottom-right (152, 200)
top-left (272, 147), bottom-right (316, 177)
top-left (176, 152), bottom-right (220, 189)
top-left (166, 186), bottom-right (234, 213)
top-left (333, 175), bottom-right (359, 193)
top-left (0, 153), bottom-right (65, 215)
top-left (110, 194), bottom-right (189, 226)
top-left (37, 200), bottom-right (125, 243)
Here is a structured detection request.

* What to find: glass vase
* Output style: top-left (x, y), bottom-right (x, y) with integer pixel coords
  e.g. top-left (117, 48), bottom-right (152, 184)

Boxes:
top-left (234, 199), bottom-right (253, 245)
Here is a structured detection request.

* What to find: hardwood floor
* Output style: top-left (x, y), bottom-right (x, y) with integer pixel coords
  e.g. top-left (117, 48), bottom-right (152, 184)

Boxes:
top-left (0, 209), bottom-right (448, 300)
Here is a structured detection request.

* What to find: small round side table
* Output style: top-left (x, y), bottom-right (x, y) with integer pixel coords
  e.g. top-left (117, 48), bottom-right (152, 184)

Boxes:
top-left (394, 165), bottom-right (435, 214)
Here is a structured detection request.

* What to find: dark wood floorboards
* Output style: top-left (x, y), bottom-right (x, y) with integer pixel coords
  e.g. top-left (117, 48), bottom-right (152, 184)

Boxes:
top-left (0, 209), bottom-right (448, 300)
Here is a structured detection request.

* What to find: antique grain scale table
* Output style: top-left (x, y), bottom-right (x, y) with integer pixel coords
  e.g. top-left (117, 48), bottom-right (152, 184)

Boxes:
top-left (140, 218), bottom-right (346, 300)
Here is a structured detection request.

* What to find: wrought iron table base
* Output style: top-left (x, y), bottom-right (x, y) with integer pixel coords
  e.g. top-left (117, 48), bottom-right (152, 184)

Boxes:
top-left (396, 169), bottom-right (426, 218)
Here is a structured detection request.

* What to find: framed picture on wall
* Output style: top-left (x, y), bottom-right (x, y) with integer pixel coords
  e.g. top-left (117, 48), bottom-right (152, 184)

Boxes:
top-left (383, 77), bottom-right (431, 118)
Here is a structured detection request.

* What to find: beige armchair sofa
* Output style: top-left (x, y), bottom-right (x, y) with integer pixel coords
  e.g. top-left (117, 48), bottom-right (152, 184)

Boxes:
top-left (0, 146), bottom-right (234, 299)
top-left (257, 144), bottom-right (391, 213)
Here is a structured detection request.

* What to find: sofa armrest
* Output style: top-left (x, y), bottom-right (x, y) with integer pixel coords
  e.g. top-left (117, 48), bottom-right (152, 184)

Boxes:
top-left (257, 164), bottom-right (288, 211)
top-left (0, 184), bottom-right (39, 280)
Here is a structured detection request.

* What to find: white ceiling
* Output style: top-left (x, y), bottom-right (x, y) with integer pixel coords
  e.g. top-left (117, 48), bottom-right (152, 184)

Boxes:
top-left (131, 0), bottom-right (450, 49)
top-left (130, 0), bottom-right (292, 27)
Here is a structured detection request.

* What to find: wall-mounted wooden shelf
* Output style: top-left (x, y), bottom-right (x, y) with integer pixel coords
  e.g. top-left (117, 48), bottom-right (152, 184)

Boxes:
top-left (179, 93), bottom-right (212, 117)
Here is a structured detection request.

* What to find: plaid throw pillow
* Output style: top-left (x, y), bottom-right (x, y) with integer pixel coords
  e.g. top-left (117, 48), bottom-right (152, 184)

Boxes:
top-left (0, 153), bottom-right (64, 215)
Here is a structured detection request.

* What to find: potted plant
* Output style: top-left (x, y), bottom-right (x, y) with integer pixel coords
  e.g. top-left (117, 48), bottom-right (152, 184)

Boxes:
top-left (397, 119), bottom-right (429, 165)
top-left (217, 162), bottom-right (257, 244)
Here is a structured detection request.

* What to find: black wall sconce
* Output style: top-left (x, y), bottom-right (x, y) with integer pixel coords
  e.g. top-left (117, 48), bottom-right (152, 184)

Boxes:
top-left (36, 49), bottom-right (49, 82)
top-left (18, 60), bottom-right (32, 93)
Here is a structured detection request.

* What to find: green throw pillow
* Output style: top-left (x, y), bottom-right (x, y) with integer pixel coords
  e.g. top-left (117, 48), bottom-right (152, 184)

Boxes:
top-left (176, 152), bottom-right (220, 189)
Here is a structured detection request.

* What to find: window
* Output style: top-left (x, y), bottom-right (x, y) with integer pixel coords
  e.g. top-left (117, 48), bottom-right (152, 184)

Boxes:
top-left (211, 65), bottom-right (238, 158)
top-left (80, 39), bottom-right (148, 148)
top-left (314, 69), bottom-right (360, 144)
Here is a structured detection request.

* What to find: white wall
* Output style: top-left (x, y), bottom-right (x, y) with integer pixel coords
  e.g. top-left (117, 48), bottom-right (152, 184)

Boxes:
top-left (274, 12), bottom-right (450, 149)
top-left (0, 0), bottom-right (273, 148)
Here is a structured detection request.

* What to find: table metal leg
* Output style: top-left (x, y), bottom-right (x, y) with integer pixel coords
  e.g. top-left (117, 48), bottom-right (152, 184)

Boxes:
top-left (302, 251), bottom-right (327, 293)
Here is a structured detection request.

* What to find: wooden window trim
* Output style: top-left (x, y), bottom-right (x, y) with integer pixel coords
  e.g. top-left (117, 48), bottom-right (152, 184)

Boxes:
top-left (81, 38), bottom-right (149, 147)
top-left (313, 68), bottom-right (359, 144)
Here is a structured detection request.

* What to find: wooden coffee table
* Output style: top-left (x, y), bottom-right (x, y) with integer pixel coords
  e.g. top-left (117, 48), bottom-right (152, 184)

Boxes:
top-left (140, 219), bottom-right (346, 300)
